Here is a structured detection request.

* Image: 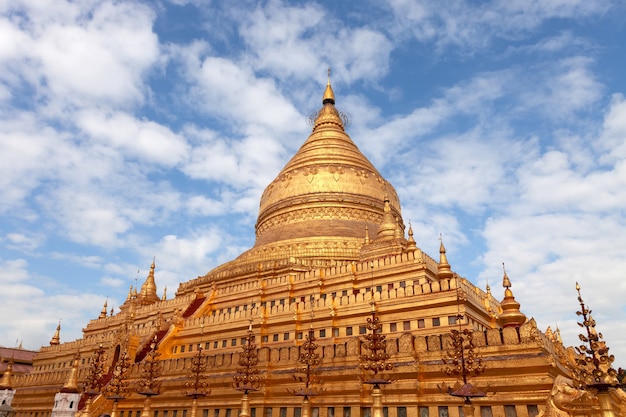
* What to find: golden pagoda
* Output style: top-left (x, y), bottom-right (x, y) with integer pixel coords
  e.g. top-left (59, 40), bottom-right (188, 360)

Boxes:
top-left (8, 76), bottom-right (624, 417)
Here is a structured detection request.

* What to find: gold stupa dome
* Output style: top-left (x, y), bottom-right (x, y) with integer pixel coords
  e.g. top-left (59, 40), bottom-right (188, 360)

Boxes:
top-left (188, 72), bottom-right (406, 285)
top-left (253, 72), bottom-right (403, 255)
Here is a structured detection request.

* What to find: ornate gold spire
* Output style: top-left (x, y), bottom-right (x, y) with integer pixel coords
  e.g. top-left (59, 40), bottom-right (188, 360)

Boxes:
top-left (99, 299), bottom-right (108, 319)
top-left (50, 321), bottom-right (61, 345)
top-left (497, 264), bottom-right (526, 328)
top-left (0, 357), bottom-right (13, 390)
top-left (406, 223), bottom-right (417, 252)
top-left (376, 197), bottom-right (397, 240)
top-left (138, 258), bottom-right (160, 305)
top-left (437, 235), bottom-right (454, 280)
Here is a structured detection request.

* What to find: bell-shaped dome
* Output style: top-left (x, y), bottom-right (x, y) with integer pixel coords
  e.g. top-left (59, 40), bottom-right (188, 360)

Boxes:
top-left (253, 76), bottom-right (402, 254)
top-left (192, 74), bottom-right (406, 284)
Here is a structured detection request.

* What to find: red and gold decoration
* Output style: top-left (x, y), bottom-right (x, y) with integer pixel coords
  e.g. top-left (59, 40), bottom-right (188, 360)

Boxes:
top-left (233, 320), bottom-right (261, 417)
top-left (104, 351), bottom-right (130, 417)
top-left (137, 337), bottom-right (162, 417)
top-left (440, 286), bottom-right (486, 417)
top-left (81, 344), bottom-right (107, 417)
top-left (359, 301), bottom-right (393, 417)
top-left (184, 323), bottom-right (210, 417)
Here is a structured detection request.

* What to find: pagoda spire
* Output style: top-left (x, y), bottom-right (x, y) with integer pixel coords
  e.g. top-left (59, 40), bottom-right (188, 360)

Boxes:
top-left (437, 235), bottom-right (454, 280)
top-left (50, 320), bottom-right (61, 345)
top-left (406, 223), bottom-right (417, 252)
top-left (376, 196), bottom-right (396, 240)
top-left (496, 263), bottom-right (526, 328)
top-left (312, 68), bottom-right (345, 132)
top-left (99, 299), bottom-right (108, 319)
top-left (138, 258), bottom-right (160, 305)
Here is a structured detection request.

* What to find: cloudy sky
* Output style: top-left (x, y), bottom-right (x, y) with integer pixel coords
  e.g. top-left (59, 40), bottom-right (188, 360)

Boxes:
top-left (1, 0), bottom-right (625, 365)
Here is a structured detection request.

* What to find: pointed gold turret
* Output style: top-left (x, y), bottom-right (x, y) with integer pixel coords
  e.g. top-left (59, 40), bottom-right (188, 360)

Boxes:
top-left (406, 224), bottom-right (417, 252)
top-left (0, 358), bottom-right (13, 390)
top-left (138, 258), bottom-right (160, 305)
top-left (60, 352), bottom-right (80, 393)
top-left (99, 299), bottom-right (108, 319)
top-left (497, 264), bottom-right (527, 328)
top-left (437, 236), bottom-right (454, 280)
top-left (50, 321), bottom-right (61, 346)
top-left (376, 197), bottom-right (397, 240)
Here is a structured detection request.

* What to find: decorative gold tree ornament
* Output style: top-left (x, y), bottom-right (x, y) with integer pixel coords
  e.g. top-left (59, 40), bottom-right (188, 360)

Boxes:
top-left (233, 320), bottom-right (261, 417)
top-left (104, 350), bottom-right (131, 417)
top-left (81, 343), bottom-right (107, 417)
top-left (359, 300), bottom-right (393, 417)
top-left (137, 336), bottom-right (162, 417)
top-left (541, 282), bottom-right (626, 417)
top-left (289, 326), bottom-right (323, 399)
top-left (572, 282), bottom-right (619, 389)
top-left (359, 302), bottom-right (393, 387)
top-left (286, 295), bottom-right (324, 417)
top-left (184, 322), bottom-right (211, 417)
top-left (440, 286), bottom-right (486, 417)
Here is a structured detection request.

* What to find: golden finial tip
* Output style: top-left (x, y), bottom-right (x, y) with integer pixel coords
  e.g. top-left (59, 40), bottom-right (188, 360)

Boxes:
top-left (576, 281), bottom-right (580, 291)
top-left (502, 263), bottom-right (512, 288)
top-left (322, 68), bottom-right (335, 104)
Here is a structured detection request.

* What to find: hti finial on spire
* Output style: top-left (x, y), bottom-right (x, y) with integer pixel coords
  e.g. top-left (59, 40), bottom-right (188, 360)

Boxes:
top-left (323, 68), bottom-right (335, 105)
top-left (502, 262), bottom-right (511, 288)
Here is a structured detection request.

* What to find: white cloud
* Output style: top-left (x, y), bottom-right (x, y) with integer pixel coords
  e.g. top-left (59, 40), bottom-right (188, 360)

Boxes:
top-left (597, 93), bottom-right (626, 162)
top-left (3, 232), bottom-right (44, 252)
top-left (1, 0), bottom-right (160, 110)
top-left (185, 195), bottom-right (228, 217)
top-left (238, 0), bottom-right (325, 80)
top-left (48, 188), bottom-right (134, 247)
top-left (477, 91), bottom-right (626, 359)
top-left (386, 0), bottom-right (612, 52)
top-left (77, 110), bottom-right (190, 167)
top-left (0, 257), bottom-right (106, 348)
top-left (238, 1), bottom-right (392, 86)
top-left (192, 56), bottom-right (303, 135)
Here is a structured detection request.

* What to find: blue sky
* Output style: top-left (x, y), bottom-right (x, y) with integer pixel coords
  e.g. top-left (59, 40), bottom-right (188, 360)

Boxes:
top-left (1, 0), bottom-right (626, 365)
